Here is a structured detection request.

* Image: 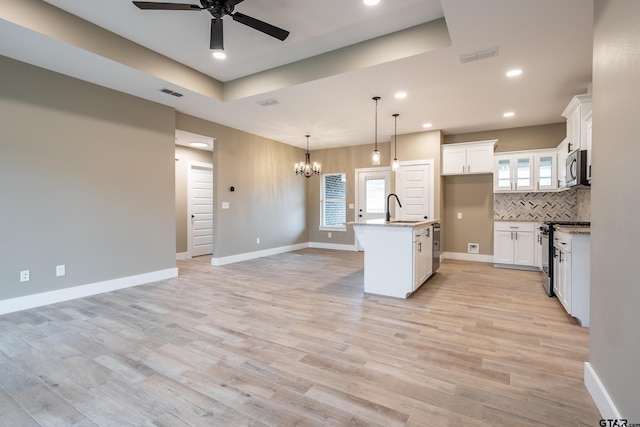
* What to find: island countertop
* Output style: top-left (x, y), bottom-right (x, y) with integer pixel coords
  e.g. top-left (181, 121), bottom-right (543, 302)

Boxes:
top-left (349, 218), bottom-right (440, 228)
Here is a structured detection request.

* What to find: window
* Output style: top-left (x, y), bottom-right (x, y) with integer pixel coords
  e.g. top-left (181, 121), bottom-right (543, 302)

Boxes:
top-left (321, 173), bottom-right (346, 229)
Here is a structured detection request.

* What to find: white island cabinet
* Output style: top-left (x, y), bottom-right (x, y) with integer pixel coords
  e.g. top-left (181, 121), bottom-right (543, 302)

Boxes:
top-left (352, 219), bottom-right (438, 298)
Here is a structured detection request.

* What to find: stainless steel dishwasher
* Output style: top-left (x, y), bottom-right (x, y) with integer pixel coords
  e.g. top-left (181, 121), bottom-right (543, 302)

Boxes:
top-left (432, 222), bottom-right (440, 272)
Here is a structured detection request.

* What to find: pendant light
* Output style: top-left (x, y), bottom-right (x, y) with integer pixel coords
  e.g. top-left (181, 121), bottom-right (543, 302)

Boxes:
top-left (372, 96), bottom-right (381, 165)
top-left (392, 113), bottom-right (400, 171)
top-left (294, 135), bottom-right (321, 178)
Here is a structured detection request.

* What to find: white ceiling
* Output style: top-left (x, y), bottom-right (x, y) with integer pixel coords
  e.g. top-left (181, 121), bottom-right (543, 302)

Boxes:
top-left (0, 0), bottom-right (593, 150)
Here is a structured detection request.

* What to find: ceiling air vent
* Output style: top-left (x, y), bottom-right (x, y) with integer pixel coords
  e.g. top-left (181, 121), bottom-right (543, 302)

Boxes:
top-left (160, 88), bottom-right (184, 97)
top-left (459, 46), bottom-right (498, 64)
top-left (256, 98), bottom-right (279, 107)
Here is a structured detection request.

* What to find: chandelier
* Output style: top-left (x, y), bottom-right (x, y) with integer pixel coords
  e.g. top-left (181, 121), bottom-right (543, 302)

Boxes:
top-left (295, 135), bottom-right (321, 178)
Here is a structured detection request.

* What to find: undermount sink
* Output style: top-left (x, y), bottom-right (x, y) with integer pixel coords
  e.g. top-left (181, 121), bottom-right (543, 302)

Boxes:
top-left (389, 220), bottom-right (422, 223)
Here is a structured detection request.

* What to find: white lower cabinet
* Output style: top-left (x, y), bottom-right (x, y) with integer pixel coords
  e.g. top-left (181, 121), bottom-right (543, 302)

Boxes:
top-left (494, 221), bottom-right (536, 268)
top-left (413, 226), bottom-right (433, 290)
top-left (553, 230), bottom-right (590, 326)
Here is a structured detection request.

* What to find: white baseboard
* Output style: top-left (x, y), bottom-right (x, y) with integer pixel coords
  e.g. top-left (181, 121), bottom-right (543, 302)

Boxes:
top-left (176, 252), bottom-right (189, 260)
top-left (585, 362), bottom-right (619, 419)
top-left (0, 268), bottom-right (179, 315)
top-left (211, 243), bottom-right (309, 266)
top-left (309, 242), bottom-right (358, 251)
top-left (441, 252), bottom-right (494, 263)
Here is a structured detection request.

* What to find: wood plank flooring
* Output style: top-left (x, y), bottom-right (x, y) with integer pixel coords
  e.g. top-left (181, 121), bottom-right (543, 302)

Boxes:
top-left (0, 249), bottom-right (601, 426)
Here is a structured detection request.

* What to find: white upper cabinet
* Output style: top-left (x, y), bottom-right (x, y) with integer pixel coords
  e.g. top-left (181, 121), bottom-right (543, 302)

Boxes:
top-left (585, 111), bottom-right (593, 182)
top-left (495, 149), bottom-right (558, 192)
top-left (442, 140), bottom-right (496, 175)
top-left (561, 94), bottom-right (592, 154)
top-left (535, 150), bottom-right (557, 191)
top-left (494, 153), bottom-right (534, 192)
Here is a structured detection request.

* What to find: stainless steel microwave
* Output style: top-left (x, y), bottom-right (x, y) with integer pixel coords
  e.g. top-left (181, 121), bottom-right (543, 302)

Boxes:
top-left (566, 149), bottom-right (588, 187)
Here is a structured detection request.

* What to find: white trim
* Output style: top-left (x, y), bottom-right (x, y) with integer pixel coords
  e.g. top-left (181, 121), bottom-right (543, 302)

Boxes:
top-left (309, 242), bottom-right (358, 251)
top-left (176, 252), bottom-right (189, 260)
top-left (493, 263), bottom-right (540, 271)
top-left (0, 268), bottom-right (178, 315)
top-left (442, 252), bottom-right (494, 263)
top-left (211, 243), bottom-right (308, 266)
top-left (318, 226), bottom-right (347, 232)
top-left (584, 362), bottom-right (619, 419)
top-left (187, 161), bottom-right (213, 259)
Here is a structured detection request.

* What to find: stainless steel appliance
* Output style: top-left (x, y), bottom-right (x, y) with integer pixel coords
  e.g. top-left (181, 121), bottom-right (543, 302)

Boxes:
top-left (566, 149), bottom-right (588, 187)
top-left (540, 220), bottom-right (590, 296)
top-left (432, 222), bottom-right (440, 273)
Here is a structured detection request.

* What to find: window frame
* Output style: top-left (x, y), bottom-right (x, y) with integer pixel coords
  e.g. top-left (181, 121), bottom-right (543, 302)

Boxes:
top-left (319, 172), bottom-right (347, 231)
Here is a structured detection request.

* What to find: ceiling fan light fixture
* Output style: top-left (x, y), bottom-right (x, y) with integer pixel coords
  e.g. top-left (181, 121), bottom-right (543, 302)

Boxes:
top-left (363, 0), bottom-right (380, 5)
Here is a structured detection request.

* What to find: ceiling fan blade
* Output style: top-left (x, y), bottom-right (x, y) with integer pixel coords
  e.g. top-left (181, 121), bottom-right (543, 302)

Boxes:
top-left (132, 1), bottom-right (204, 11)
top-left (210, 18), bottom-right (224, 50)
top-left (231, 12), bottom-right (290, 41)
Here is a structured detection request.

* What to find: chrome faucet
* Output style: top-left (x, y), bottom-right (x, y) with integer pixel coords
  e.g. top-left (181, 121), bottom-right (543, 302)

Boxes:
top-left (386, 193), bottom-right (402, 221)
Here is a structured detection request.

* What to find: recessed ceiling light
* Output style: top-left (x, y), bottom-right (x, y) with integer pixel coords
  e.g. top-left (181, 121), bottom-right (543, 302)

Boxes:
top-left (503, 112), bottom-right (515, 118)
top-left (422, 123), bottom-right (433, 128)
top-left (190, 141), bottom-right (209, 148)
top-left (394, 91), bottom-right (407, 99)
top-left (212, 50), bottom-right (226, 60)
top-left (363, 0), bottom-right (380, 5)
top-left (506, 69), bottom-right (522, 77)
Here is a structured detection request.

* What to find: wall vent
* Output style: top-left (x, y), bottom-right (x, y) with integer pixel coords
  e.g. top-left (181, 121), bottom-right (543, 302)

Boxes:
top-left (459, 46), bottom-right (498, 64)
top-left (256, 98), bottom-right (279, 107)
top-left (160, 88), bottom-right (184, 97)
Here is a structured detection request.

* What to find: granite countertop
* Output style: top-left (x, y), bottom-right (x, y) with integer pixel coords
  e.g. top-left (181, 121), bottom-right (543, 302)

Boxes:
top-left (350, 218), bottom-right (440, 228)
top-left (555, 225), bottom-right (591, 235)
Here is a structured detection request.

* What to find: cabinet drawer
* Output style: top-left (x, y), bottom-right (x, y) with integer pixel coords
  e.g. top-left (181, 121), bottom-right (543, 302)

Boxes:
top-left (494, 221), bottom-right (535, 233)
top-left (554, 231), bottom-right (572, 252)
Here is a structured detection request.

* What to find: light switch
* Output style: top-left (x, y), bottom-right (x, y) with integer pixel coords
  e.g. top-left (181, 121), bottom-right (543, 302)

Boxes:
top-left (457, 212), bottom-right (463, 219)
top-left (222, 202), bottom-right (230, 209)
top-left (349, 203), bottom-right (355, 209)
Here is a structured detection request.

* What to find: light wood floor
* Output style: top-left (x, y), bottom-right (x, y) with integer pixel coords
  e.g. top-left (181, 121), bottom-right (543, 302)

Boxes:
top-left (0, 249), bottom-right (600, 426)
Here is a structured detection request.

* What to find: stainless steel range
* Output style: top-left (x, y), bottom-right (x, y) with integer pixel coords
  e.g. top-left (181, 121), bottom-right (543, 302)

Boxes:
top-left (540, 220), bottom-right (590, 297)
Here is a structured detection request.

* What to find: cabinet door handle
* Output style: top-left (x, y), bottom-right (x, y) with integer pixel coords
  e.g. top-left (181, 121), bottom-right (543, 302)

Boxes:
top-left (515, 232), bottom-right (518, 240)
top-left (468, 165), bottom-right (470, 173)
top-left (418, 242), bottom-right (422, 252)
top-left (537, 182), bottom-right (540, 190)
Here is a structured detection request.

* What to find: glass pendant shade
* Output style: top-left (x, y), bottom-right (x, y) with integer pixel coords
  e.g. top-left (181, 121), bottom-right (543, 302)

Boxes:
top-left (372, 149), bottom-right (381, 165)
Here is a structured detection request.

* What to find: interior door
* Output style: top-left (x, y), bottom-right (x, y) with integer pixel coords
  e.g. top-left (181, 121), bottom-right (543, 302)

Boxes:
top-left (395, 162), bottom-right (432, 221)
top-left (189, 163), bottom-right (213, 257)
top-left (356, 169), bottom-right (390, 250)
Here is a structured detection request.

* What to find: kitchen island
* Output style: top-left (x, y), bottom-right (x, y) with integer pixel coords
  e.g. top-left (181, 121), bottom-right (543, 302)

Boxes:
top-left (351, 219), bottom-right (440, 298)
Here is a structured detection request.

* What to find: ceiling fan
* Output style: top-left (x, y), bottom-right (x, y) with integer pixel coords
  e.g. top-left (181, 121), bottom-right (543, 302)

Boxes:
top-left (132, 0), bottom-right (290, 50)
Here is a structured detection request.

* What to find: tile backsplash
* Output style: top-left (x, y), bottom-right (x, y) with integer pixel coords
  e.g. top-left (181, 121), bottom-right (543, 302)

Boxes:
top-left (494, 188), bottom-right (591, 221)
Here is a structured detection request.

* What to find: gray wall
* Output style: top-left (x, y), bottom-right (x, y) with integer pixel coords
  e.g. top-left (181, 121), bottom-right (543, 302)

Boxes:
top-left (0, 56), bottom-right (176, 300)
top-left (175, 113), bottom-right (307, 258)
top-left (590, 0), bottom-right (640, 420)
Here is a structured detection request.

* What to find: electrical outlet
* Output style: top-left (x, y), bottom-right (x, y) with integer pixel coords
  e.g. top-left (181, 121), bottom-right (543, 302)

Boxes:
top-left (20, 270), bottom-right (30, 282)
top-left (457, 212), bottom-right (463, 219)
top-left (256, 237), bottom-right (260, 245)
top-left (328, 232), bottom-right (332, 238)
top-left (56, 264), bottom-right (66, 277)
top-left (468, 243), bottom-right (479, 254)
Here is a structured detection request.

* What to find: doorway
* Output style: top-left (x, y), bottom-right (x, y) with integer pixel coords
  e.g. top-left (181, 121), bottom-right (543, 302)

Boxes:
top-left (355, 167), bottom-right (391, 250)
top-left (395, 160), bottom-right (434, 221)
top-left (188, 162), bottom-right (213, 257)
